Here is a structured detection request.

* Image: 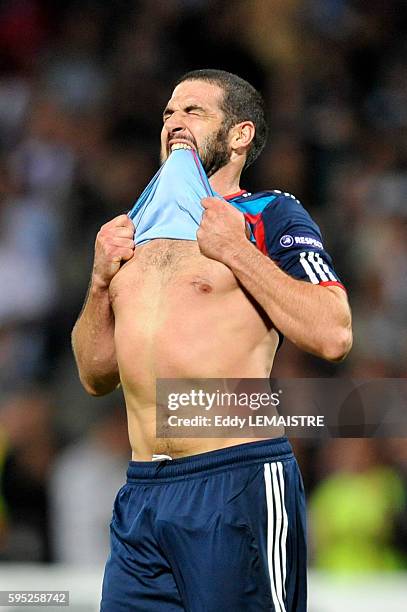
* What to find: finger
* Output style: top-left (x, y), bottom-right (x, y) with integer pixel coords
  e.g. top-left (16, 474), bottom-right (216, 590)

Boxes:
top-left (201, 197), bottom-right (222, 209)
top-left (120, 248), bottom-right (135, 261)
top-left (199, 212), bottom-right (210, 226)
top-left (109, 237), bottom-right (135, 249)
top-left (111, 248), bottom-right (134, 263)
top-left (99, 228), bottom-right (135, 245)
top-left (100, 215), bottom-right (132, 233)
top-left (101, 215), bottom-right (134, 231)
top-left (107, 226), bottom-right (135, 239)
top-left (113, 214), bottom-right (134, 228)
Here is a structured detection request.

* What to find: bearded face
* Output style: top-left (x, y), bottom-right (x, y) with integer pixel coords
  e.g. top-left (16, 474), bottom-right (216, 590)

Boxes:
top-left (197, 123), bottom-right (231, 178)
top-left (160, 122), bottom-right (232, 177)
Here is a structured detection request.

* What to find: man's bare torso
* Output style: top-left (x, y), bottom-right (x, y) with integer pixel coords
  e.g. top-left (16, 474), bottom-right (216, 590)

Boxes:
top-left (109, 239), bottom-right (280, 460)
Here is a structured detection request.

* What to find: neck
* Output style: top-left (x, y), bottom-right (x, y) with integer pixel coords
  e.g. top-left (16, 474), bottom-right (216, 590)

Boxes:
top-left (208, 162), bottom-right (242, 197)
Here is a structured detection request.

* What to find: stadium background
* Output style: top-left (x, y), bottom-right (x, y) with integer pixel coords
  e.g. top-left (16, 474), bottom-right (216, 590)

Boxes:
top-left (0, 0), bottom-right (406, 610)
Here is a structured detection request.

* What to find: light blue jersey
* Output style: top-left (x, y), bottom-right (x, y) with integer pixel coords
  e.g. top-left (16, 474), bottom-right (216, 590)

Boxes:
top-left (128, 148), bottom-right (215, 245)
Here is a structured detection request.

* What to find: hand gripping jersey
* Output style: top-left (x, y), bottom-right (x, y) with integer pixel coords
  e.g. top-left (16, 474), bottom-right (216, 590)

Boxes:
top-left (128, 148), bottom-right (345, 291)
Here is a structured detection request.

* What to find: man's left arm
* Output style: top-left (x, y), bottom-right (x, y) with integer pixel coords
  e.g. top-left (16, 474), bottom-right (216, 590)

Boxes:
top-left (197, 197), bottom-right (352, 362)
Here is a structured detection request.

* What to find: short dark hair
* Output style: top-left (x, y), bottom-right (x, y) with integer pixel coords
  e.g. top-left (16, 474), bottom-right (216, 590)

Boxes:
top-left (175, 69), bottom-right (268, 169)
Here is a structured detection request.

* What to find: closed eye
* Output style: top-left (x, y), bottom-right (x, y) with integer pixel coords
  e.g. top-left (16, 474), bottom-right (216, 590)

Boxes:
top-left (163, 109), bottom-right (173, 122)
top-left (162, 105), bottom-right (205, 122)
top-left (185, 105), bottom-right (205, 115)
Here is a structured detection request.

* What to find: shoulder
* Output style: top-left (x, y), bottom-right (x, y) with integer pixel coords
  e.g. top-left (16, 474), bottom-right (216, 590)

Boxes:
top-left (243, 190), bottom-right (324, 253)
top-left (232, 189), bottom-right (318, 231)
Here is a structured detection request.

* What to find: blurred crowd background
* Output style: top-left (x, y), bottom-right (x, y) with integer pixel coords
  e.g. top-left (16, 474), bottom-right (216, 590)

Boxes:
top-left (0, 0), bottom-right (406, 576)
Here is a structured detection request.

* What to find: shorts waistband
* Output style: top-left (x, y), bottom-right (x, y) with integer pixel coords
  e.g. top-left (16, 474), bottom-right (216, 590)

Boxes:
top-left (127, 437), bottom-right (293, 482)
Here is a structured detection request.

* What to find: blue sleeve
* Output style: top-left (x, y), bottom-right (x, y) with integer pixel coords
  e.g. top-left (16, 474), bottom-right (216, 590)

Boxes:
top-left (261, 192), bottom-right (345, 288)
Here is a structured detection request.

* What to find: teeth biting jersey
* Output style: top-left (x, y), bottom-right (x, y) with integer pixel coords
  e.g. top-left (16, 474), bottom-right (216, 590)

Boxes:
top-left (171, 143), bottom-right (193, 151)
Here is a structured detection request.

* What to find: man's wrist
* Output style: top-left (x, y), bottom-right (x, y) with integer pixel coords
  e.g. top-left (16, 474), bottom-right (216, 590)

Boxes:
top-left (91, 273), bottom-right (111, 293)
top-left (222, 238), bottom-right (258, 270)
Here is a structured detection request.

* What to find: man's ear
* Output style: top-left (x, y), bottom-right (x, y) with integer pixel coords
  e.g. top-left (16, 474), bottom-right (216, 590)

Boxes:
top-left (229, 121), bottom-right (255, 152)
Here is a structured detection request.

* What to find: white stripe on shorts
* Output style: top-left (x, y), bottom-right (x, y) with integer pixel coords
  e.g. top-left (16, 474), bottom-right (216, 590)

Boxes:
top-left (264, 462), bottom-right (288, 612)
top-left (151, 454), bottom-right (173, 461)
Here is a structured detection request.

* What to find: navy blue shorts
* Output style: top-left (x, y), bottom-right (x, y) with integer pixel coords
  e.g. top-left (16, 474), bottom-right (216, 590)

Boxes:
top-left (101, 438), bottom-right (307, 611)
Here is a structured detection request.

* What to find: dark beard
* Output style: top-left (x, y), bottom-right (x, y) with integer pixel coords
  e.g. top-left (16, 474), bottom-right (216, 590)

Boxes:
top-left (199, 125), bottom-right (231, 178)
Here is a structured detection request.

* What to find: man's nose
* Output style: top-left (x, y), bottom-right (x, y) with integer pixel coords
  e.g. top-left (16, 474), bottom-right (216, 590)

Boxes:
top-left (165, 112), bottom-right (186, 133)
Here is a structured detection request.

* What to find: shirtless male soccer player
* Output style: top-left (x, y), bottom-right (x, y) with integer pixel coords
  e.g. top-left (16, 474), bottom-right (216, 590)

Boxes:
top-left (72, 70), bottom-right (352, 612)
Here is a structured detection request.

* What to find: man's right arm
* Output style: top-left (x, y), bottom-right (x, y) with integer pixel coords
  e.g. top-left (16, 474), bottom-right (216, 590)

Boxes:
top-left (71, 214), bottom-right (135, 396)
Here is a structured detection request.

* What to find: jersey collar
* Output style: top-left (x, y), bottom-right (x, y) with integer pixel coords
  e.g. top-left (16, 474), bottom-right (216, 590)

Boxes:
top-left (224, 189), bottom-right (247, 200)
